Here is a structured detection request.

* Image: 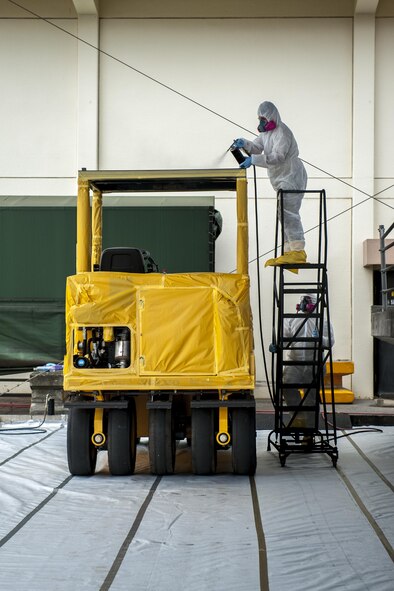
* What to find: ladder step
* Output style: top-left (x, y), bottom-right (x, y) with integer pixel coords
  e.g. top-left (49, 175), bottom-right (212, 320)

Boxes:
top-left (283, 282), bottom-right (324, 286)
top-left (282, 313), bottom-right (320, 318)
top-left (282, 287), bottom-right (323, 294)
top-left (280, 263), bottom-right (325, 269)
top-left (279, 383), bottom-right (320, 389)
top-left (281, 352), bottom-right (322, 356)
top-left (281, 337), bottom-right (320, 342)
top-left (281, 346), bottom-right (322, 351)
top-left (282, 360), bottom-right (320, 366)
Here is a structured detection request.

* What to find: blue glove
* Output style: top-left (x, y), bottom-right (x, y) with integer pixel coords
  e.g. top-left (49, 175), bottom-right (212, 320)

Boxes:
top-left (233, 138), bottom-right (245, 148)
top-left (240, 156), bottom-right (252, 169)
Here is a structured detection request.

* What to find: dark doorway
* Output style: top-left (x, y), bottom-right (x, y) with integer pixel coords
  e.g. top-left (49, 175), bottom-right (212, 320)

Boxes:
top-left (373, 270), bottom-right (394, 397)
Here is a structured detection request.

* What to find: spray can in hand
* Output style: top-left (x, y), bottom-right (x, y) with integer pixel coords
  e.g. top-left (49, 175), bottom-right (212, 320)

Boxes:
top-left (229, 140), bottom-right (248, 164)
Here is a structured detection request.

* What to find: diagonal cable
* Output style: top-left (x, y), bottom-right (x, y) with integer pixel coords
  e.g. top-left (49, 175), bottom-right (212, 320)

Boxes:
top-left (6, 0), bottom-right (394, 231)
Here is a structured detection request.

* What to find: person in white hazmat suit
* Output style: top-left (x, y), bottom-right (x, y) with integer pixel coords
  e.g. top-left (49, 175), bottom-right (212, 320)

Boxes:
top-left (283, 294), bottom-right (335, 431)
top-left (234, 101), bottom-right (308, 268)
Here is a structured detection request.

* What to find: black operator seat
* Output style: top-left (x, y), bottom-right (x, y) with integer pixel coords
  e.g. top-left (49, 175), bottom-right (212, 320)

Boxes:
top-left (100, 247), bottom-right (146, 273)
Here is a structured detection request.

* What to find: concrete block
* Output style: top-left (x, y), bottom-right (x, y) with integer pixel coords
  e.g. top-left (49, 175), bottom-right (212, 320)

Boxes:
top-left (371, 305), bottom-right (394, 343)
top-left (29, 370), bottom-right (67, 416)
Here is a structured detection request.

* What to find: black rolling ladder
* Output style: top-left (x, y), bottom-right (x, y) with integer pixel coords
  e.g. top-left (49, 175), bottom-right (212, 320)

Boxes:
top-left (267, 190), bottom-right (338, 466)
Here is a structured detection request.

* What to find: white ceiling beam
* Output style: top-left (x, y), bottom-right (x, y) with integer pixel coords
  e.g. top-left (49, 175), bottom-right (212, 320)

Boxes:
top-left (72, 0), bottom-right (99, 15)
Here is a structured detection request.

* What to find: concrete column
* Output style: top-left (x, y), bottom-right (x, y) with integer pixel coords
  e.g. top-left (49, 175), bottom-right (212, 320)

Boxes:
top-left (352, 6), bottom-right (377, 398)
top-left (73, 1), bottom-right (99, 170)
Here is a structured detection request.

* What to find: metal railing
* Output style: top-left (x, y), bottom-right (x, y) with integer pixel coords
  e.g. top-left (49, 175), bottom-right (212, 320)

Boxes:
top-left (378, 223), bottom-right (394, 310)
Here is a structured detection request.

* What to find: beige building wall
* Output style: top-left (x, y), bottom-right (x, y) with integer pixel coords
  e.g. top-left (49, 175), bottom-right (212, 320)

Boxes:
top-left (1, 0), bottom-right (393, 397)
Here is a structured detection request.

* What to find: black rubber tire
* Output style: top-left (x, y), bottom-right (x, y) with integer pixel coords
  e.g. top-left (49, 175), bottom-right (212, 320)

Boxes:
top-left (191, 408), bottom-right (217, 475)
top-left (67, 407), bottom-right (97, 476)
top-left (108, 401), bottom-right (137, 476)
top-left (231, 407), bottom-right (257, 475)
top-left (149, 409), bottom-right (175, 475)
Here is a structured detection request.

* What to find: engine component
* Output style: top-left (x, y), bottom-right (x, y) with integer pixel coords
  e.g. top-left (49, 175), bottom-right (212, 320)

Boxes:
top-left (73, 326), bottom-right (131, 369)
top-left (74, 356), bottom-right (90, 368)
top-left (114, 328), bottom-right (130, 368)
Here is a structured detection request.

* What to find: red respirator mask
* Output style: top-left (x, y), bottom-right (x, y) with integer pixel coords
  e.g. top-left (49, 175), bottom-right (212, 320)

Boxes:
top-left (257, 119), bottom-right (277, 133)
top-left (296, 296), bottom-right (316, 313)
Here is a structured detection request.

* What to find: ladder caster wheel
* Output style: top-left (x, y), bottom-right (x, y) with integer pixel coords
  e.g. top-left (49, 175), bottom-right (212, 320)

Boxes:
top-left (332, 456), bottom-right (338, 468)
top-left (279, 453), bottom-right (286, 467)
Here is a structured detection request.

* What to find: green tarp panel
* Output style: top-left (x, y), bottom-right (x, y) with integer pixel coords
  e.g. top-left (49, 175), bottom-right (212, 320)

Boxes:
top-left (0, 206), bottom-right (214, 368)
top-left (0, 300), bottom-right (65, 368)
top-left (102, 206), bottom-right (214, 274)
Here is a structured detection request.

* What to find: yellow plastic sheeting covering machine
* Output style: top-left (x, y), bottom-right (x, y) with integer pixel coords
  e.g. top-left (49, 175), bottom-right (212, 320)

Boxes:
top-left (64, 271), bottom-right (254, 391)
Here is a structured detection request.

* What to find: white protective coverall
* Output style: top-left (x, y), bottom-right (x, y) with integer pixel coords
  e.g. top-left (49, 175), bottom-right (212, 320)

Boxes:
top-left (282, 298), bottom-right (335, 428)
top-left (241, 101), bottom-right (308, 252)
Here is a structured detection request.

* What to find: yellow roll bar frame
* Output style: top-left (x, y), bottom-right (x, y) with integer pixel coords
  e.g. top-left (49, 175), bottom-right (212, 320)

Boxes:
top-left (76, 169), bottom-right (248, 275)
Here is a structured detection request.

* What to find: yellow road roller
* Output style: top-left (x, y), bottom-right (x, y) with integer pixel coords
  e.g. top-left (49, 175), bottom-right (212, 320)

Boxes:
top-left (64, 169), bottom-right (256, 475)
